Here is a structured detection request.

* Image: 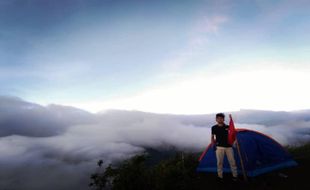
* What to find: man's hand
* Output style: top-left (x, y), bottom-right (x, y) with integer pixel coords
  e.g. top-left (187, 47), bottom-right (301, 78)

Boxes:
top-left (232, 140), bottom-right (237, 148)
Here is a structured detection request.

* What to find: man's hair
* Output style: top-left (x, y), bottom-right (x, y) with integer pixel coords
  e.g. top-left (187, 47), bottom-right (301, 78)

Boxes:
top-left (216, 113), bottom-right (225, 118)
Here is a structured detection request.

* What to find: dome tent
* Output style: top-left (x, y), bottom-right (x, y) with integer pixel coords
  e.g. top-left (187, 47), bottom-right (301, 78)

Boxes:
top-left (197, 129), bottom-right (298, 177)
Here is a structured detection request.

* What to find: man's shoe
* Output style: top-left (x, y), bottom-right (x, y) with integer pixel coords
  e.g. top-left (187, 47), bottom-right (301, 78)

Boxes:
top-left (232, 177), bottom-right (238, 182)
top-left (217, 177), bottom-right (224, 183)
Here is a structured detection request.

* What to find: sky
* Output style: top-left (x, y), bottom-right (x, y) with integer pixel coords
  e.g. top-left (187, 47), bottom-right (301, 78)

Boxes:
top-left (1, 0), bottom-right (310, 114)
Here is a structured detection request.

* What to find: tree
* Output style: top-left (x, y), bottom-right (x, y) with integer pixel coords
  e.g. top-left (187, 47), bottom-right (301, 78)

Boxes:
top-left (89, 151), bottom-right (200, 190)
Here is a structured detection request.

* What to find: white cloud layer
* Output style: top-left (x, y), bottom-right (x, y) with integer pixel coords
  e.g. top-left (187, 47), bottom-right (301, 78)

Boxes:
top-left (0, 96), bottom-right (310, 190)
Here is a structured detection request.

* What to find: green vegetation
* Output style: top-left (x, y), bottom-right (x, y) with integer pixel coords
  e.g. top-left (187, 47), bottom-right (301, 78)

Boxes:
top-left (89, 144), bottom-right (310, 190)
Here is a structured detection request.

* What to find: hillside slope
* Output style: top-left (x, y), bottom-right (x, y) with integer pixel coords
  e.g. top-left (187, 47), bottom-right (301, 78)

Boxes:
top-left (89, 143), bottom-right (310, 190)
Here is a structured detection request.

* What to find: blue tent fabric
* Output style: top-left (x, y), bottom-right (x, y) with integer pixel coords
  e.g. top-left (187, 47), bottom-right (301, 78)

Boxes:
top-left (197, 129), bottom-right (298, 177)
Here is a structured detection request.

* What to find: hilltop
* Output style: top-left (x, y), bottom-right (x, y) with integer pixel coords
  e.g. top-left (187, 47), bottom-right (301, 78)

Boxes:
top-left (89, 143), bottom-right (310, 190)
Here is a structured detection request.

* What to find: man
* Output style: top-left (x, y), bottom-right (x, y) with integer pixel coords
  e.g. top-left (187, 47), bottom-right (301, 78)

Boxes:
top-left (211, 113), bottom-right (238, 181)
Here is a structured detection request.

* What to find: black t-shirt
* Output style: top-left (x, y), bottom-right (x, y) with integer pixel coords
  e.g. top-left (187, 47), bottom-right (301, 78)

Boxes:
top-left (211, 124), bottom-right (231, 147)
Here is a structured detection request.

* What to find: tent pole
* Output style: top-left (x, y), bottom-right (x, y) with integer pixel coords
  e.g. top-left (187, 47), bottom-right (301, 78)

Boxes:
top-left (235, 136), bottom-right (248, 181)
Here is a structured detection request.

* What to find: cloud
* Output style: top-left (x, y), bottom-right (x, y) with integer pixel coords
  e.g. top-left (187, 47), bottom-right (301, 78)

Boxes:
top-left (198, 15), bottom-right (228, 34)
top-left (0, 96), bottom-right (310, 189)
top-left (0, 96), bottom-right (95, 137)
top-left (160, 13), bottom-right (229, 73)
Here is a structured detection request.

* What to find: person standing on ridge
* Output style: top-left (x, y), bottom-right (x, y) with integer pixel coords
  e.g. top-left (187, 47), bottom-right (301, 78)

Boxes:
top-left (211, 113), bottom-right (238, 181)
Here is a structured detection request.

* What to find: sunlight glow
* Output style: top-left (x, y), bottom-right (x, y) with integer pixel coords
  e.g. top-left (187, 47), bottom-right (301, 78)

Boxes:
top-left (66, 66), bottom-right (310, 114)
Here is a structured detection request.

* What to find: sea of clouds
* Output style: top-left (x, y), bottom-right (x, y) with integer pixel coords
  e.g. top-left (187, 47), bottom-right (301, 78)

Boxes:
top-left (0, 96), bottom-right (310, 190)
